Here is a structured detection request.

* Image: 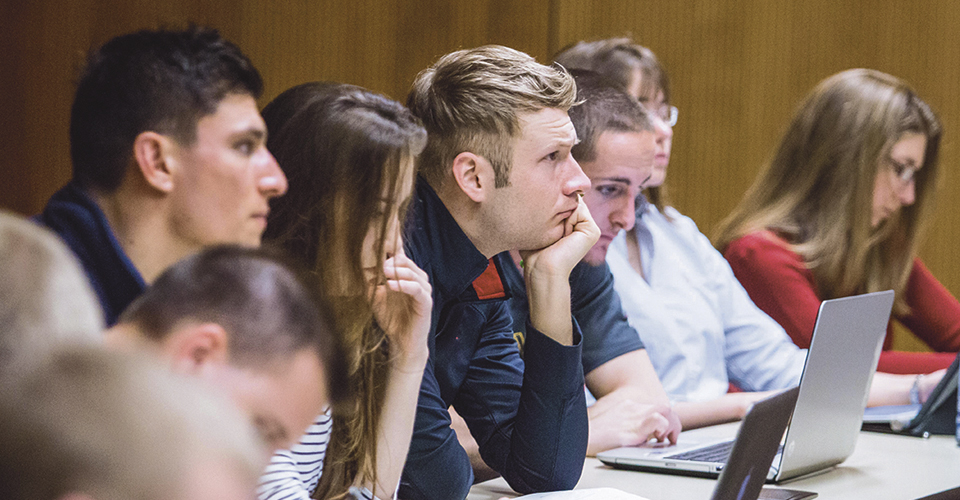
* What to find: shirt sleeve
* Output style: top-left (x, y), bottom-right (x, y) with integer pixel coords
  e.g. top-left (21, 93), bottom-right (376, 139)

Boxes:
top-left (398, 354), bottom-right (474, 500)
top-left (723, 232), bottom-right (822, 349)
top-left (571, 261), bottom-right (645, 375)
top-left (257, 412), bottom-right (331, 500)
top-left (400, 301), bottom-right (587, 500)
top-left (898, 258), bottom-right (960, 352)
top-left (671, 226), bottom-right (804, 391)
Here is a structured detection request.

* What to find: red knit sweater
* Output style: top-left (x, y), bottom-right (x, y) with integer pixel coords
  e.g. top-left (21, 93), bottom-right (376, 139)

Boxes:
top-left (724, 231), bottom-right (959, 374)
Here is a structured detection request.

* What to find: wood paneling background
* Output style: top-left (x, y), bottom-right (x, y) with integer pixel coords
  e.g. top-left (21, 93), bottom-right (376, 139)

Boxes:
top-left (3, 0), bottom-right (959, 351)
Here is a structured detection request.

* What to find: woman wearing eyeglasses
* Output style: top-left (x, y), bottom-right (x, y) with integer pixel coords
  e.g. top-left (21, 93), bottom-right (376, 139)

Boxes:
top-left (716, 68), bottom-right (959, 375)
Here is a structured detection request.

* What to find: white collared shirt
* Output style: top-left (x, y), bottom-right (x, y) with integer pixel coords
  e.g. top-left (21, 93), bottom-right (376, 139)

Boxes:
top-left (606, 204), bottom-right (805, 402)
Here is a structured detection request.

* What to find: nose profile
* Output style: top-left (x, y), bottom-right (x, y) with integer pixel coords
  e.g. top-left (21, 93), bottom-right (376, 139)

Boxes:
top-left (383, 216), bottom-right (403, 258)
top-left (900, 181), bottom-right (916, 206)
top-left (652, 114), bottom-right (673, 142)
top-left (260, 150), bottom-right (288, 198)
top-left (566, 157), bottom-right (592, 196)
top-left (611, 197), bottom-right (637, 233)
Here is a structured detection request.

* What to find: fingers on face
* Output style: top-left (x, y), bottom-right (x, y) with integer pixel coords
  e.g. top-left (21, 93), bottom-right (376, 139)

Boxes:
top-left (383, 254), bottom-right (429, 282)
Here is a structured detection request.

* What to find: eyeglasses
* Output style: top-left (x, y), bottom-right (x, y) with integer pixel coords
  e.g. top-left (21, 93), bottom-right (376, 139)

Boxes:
top-left (886, 156), bottom-right (919, 184)
top-left (656, 105), bottom-right (678, 127)
top-left (642, 102), bottom-right (678, 128)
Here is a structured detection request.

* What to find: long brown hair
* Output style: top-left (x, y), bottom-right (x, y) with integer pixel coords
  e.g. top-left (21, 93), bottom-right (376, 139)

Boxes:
top-left (715, 69), bottom-right (942, 315)
top-left (262, 82), bottom-right (426, 499)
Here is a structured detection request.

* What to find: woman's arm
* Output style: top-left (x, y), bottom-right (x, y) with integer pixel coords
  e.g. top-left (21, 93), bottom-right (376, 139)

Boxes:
top-left (367, 249), bottom-right (432, 498)
top-left (672, 392), bottom-right (778, 429)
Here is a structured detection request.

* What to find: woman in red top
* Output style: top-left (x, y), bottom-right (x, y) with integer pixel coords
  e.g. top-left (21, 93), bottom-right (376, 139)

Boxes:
top-left (716, 69), bottom-right (959, 375)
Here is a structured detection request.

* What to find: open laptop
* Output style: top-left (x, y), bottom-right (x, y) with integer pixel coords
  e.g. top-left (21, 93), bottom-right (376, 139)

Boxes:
top-left (598, 290), bottom-right (894, 483)
top-left (710, 387), bottom-right (816, 500)
top-left (517, 387), bottom-right (815, 500)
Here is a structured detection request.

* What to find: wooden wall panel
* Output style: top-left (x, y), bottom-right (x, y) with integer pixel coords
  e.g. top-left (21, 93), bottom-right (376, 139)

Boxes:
top-left (4, 1), bottom-right (960, 352)
top-left (235, 0), bottom-right (551, 104)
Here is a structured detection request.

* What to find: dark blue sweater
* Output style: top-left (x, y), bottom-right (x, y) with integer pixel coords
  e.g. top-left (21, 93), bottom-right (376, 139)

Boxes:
top-left (37, 183), bottom-right (145, 326)
top-left (501, 257), bottom-right (645, 376)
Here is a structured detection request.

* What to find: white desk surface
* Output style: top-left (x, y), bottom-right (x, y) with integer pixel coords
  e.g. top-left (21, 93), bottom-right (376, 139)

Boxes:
top-left (468, 424), bottom-right (960, 500)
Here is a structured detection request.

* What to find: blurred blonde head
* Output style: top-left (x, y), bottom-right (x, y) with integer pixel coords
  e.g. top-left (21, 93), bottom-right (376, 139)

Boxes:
top-left (0, 346), bottom-right (264, 500)
top-left (0, 211), bottom-right (102, 380)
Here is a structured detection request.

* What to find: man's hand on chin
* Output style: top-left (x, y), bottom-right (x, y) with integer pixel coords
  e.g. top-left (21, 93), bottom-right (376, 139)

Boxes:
top-left (520, 197), bottom-right (600, 345)
top-left (520, 196), bottom-right (600, 280)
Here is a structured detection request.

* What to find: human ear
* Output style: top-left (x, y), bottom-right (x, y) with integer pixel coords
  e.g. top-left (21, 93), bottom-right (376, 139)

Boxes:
top-left (132, 131), bottom-right (176, 193)
top-left (452, 152), bottom-right (492, 203)
top-left (166, 323), bottom-right (230, 375)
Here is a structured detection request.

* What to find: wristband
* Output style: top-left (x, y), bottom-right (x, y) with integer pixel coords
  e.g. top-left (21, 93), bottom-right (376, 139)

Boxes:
top-left (909, 374), bottom-right (925, 405)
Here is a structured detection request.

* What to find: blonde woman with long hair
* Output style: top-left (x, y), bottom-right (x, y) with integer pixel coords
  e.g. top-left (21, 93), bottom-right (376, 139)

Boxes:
top-left (716, 68), bottom-right (958, 376)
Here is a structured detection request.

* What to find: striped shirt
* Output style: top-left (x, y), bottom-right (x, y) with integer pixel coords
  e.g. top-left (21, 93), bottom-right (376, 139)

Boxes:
top-left (257, 411), bottom-right (331, 500)
top-left (256, 411), bottom-right (379, 500)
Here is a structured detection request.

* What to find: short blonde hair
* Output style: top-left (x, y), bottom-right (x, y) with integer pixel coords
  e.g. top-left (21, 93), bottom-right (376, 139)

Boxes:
top-left (0, 346), bottom-right (264, 500)
top-left (407, 45), bottom-right (577, 188)
top-left (0, 211), bottom-right (102, 381)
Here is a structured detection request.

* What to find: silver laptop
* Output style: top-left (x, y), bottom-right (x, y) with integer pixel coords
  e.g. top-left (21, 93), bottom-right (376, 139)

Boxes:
top-left (598, 290), bottom-right (893, 483)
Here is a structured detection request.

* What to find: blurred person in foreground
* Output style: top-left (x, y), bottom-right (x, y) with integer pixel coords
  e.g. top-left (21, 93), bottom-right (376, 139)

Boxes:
top-left (105, 246), bottom-right (350, 453)
top-left (0, 346), bottom-right (265, 500)
top-left (0, 211), bottom-right (102, 382)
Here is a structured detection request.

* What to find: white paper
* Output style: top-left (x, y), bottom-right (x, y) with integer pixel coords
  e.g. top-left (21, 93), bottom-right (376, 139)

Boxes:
top-left (514, 488), bottom-right (650, 499)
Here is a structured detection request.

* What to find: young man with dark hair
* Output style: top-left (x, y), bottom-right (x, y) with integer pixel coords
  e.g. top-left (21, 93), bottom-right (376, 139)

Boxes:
top-left (39, 27), bottom-right (287, 325)
top-left (401, 45), bottom-right (598, 499)
top-left (106, 245), bottom-right (349, 452)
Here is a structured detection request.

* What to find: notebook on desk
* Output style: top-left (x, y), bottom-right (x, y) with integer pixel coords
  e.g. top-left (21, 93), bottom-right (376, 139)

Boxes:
top-left (598, 290), bottom-right (894, 484)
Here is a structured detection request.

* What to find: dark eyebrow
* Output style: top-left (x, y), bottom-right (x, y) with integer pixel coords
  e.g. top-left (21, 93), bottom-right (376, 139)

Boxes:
top-left (594, 177), bottom-right (632, 185)
top-left (892, 156), bottom-right (919, 168)
top-left (231, 127), bottom-right (266, 141)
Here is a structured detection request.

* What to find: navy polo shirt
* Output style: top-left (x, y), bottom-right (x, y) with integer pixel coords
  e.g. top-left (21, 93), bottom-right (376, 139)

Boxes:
top-left (501, 256), bottom-right (645, 375)
top-left (399, 178), bottom-right (588, 500)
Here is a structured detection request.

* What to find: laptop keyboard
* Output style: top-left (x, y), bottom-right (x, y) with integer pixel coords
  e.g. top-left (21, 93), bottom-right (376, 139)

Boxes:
top-left (664, 441), bottom-right (735, 463)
